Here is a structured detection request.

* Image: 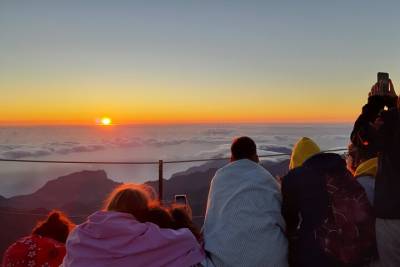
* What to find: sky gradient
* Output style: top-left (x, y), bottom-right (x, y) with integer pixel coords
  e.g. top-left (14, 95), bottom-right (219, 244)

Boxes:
top-left (1, 1), bottom-right (400, 125)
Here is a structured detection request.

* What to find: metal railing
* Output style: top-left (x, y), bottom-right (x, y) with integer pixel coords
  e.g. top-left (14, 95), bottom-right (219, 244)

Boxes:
top-left (0, 147), bottom-right (347, 202)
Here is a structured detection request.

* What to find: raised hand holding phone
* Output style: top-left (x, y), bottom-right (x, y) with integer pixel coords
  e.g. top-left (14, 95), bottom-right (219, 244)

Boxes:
top-left (369, 72), bottom-right (397, 97)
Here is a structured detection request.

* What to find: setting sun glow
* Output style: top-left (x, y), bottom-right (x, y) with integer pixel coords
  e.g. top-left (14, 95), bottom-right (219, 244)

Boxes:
top-left (101, 117), bottom-right (112, 126)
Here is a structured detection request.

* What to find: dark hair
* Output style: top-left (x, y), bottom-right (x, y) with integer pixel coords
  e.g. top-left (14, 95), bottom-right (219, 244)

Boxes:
top-left (146, 205), bottom-right (174, 229)
top-left (347, 143), bottom-right (378, 172)
top-left (32, 211), bottom-right (75, 244)
top-left (231, 136), bottom-right (258, 161)
top-left (104, 184), bottom-right (149, 222)
top-left (170, 205), bottom-right (202, 242)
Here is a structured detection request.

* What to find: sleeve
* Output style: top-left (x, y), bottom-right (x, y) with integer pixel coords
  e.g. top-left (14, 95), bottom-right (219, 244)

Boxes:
top-left (350, 95), bottom-right (397, 151)
top-left (281, 171), bottom-right (299, 236)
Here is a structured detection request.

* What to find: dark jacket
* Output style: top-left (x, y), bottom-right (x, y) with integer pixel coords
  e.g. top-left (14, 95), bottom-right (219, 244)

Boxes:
top-left (282, 152), bottom-right (375, 267)
top-left (351, 95), bottom-right (400, 219)
top-left (282, 153), bottom-right (340, 267)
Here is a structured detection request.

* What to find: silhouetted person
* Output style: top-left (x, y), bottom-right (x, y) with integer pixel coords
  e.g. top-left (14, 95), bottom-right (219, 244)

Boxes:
top-left (61, 184), bottom-right (204, 267)
top-left (2, 211), bottom-right (75, 267)
top-left (282, 137), bottom-right (375, 267)
top-left (351, 79), bottom-right (400, 267)
top-left (202, 136), bottom-right (288, 267)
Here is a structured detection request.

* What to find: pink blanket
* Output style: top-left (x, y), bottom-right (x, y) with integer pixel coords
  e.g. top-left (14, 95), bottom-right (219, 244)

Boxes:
top-left (61, 211), bottom-right (204, 267)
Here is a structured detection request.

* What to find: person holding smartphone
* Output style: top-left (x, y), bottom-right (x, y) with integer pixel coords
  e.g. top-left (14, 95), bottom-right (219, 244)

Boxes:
top-left (351, 73), bottom-right (400, 267)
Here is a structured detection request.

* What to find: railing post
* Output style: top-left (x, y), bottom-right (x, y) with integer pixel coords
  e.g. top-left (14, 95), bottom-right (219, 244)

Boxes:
top-left (158, 160), bottom-right (163, 202)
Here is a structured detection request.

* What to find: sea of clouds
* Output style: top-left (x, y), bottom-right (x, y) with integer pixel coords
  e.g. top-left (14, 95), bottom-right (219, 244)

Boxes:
top-left (0, 124), bottom-right (352, 197)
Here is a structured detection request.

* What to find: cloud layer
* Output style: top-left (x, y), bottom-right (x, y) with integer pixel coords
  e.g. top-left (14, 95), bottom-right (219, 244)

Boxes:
top-left (0, 125), bottom-right (351, 160)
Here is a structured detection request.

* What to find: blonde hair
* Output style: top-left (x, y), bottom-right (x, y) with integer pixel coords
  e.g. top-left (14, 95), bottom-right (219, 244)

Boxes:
top-left (104, 184), bottom-right (149, 222)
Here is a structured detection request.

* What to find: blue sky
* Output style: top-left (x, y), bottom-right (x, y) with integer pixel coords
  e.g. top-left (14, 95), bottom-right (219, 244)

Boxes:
top-left (1, 1), bottom-right (399, 124)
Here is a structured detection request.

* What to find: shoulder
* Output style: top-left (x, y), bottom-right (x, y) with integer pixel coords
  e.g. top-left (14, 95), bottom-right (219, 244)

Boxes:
top-left (303, 153), bottom-right (346, 173)
top-left (214, 159), bottom-right (266, 179)
top-left (212, 160), bottom-right (279, 190)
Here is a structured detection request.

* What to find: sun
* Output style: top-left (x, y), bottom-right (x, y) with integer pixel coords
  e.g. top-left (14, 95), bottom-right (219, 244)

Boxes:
top-left (100, 117), bottom-right (112, 126)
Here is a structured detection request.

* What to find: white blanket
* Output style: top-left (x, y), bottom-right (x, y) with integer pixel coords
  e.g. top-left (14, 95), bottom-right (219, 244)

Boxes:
top-left (202, 159), bottom-right (288, 267)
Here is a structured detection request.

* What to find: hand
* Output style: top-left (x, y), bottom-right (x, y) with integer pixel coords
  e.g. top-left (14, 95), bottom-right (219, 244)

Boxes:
top-left (369, 79), bottom-right (397, 97)
top-left (171, 203), bottom-right (193, 219)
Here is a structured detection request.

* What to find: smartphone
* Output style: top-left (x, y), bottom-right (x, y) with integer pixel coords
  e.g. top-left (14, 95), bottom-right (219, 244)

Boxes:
top-left (174, 194), bottom-right (187, 206)
top-left (377, 72), bottom-right (389, 92)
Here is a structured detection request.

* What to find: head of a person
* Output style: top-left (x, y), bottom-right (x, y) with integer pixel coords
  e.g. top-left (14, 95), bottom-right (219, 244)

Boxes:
top-left (230, 136), bottom-right (259, 163)
top-left (32, 211), bottom-right (75, 244)
top-left (346, 143), bottom-right (378, 174)
top-left (289, 137), bottom-right (320, 170)
top-left (104, 184), bottom-right (150, 222)
top-left (146, 205), bottom-right (174, 229)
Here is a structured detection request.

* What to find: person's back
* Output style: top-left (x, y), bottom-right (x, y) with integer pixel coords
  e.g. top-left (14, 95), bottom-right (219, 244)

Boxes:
top-left (282, 137), bottom-right (332, 266)
top-left (282, 138), bottom-right (375, 266)
top-left (202, 137), bottom-right (288, 267)
top-left (61, 184), bottom-right (204, 267)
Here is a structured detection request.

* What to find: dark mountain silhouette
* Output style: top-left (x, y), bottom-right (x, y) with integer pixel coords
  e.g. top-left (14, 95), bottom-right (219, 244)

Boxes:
top-left (0, 170), bottom-right (121, 213)
top-left (0, 159), bottom-right (289, 259)
top-left (0, 170), bottom-right (121, 259)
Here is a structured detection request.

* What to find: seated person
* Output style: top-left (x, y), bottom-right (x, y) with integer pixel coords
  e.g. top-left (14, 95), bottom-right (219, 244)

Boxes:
top-left (61, 184), bottom-right (204, 267)
top-left (2, 211), bottom-right (75, 267)
top-left (202, 136), bottom-right (288, 267)
top-left (282, 137), bottom-right (375, 267)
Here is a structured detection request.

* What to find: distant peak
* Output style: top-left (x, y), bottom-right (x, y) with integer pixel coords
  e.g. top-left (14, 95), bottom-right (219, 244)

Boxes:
top-left (35, 170), bottom-right (115, 195)
top-left (56, 170), bottom-right (108, 181)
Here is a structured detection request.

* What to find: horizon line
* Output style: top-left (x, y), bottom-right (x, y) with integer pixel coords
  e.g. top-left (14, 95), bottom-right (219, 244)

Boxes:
top-left (0, 120), bottom-right (354, 127)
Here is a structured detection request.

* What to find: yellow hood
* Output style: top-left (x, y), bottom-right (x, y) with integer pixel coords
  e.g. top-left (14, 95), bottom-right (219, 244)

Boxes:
top-left (354, 157), bottom-right (378, 177)
top-left (289, 137), bottom-right (321, 170)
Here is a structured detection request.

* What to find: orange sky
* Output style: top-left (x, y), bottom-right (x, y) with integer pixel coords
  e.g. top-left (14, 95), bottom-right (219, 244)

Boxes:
top-left (0, 79), bottom-right (368, 125)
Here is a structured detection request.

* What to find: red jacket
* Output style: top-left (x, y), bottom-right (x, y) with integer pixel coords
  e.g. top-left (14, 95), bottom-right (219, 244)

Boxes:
top-left (2, 235), bottom-right (66, 267)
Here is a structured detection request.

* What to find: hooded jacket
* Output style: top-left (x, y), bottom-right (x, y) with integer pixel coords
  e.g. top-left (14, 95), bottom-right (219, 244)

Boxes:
top-left (282, 138), bottom-right (331, 266)
top-left (289, 137), bottom-right (321, 170)
top-left (282, 138), bottom-right (375, 267)
top-left (61, 211), bottom-right (204, 267)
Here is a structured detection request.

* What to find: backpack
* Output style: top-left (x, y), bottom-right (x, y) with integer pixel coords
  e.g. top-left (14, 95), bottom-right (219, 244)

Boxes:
top-left (315, 171), bottom-right (376, 266)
